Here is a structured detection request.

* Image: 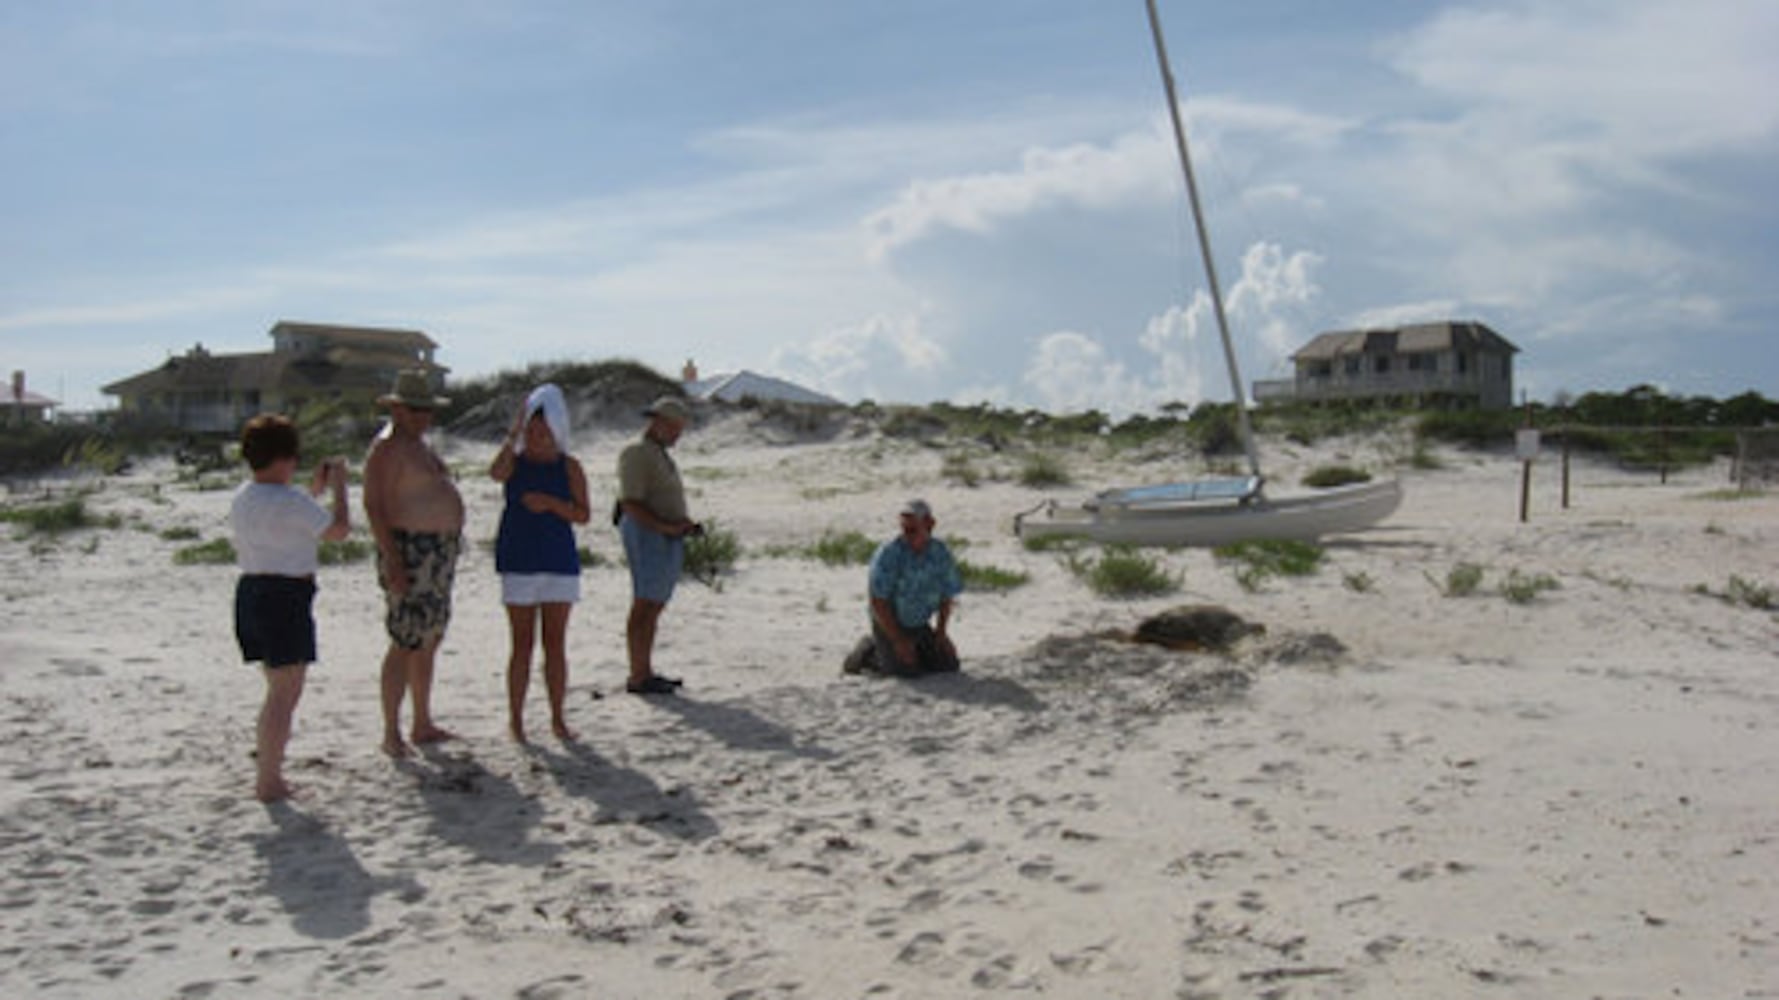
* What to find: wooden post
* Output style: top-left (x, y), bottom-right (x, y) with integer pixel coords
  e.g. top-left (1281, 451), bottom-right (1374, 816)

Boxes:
top-left (1519, 397), bottom-right (1533, 523)
top-left (1659, 425), bottom-right (1669, 484)
top-left (1560, 422), bottom-right (1571, 509)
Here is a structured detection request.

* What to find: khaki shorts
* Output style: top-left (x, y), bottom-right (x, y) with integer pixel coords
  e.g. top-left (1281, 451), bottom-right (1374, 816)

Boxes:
top-left (383, 530), bottom-right (461, 650)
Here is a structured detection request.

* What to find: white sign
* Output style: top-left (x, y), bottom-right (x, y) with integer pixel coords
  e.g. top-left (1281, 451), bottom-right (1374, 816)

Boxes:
top-left (1516, 429), bottom-right (1541, 461)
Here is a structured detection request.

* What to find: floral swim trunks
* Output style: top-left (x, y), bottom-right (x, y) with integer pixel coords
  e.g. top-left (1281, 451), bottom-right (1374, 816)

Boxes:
top-left (382, 530), bottom-right (461, 650)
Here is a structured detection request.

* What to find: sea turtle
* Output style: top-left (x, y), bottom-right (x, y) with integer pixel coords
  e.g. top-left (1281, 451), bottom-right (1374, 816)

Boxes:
top-left (1132, 604), bottom-right (1262, 651)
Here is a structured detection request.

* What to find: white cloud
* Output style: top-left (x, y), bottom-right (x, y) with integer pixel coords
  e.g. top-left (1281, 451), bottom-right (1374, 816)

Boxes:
top-left (1348, 300), bottom-right (1466, 330)
top-left (861, 97), bottom-right (1353, 262)
top-left (1017, 297), bottom-right (1210, 417)
top-left (0, 285), bottom-right (267, 331)
top-left (1225, 242), bottom-right (1323, 363)
top-left (1240, 182), bottom-right (1321, 212)
top-left (769, 312), bottom-right (947, 403)
top-left (1010, 237), bottom-right (1327, 416)
top-left (1390, 0), bottom-right (1779, 157)
top-left (1186, 96), bottom-right (1355, 149)
top-left (1136, 302), bottom-right (1211, 407)
top-left (863, 129), bottom-right (1171, 260)
top-left (1022, 332), bottom-right (1142, 415)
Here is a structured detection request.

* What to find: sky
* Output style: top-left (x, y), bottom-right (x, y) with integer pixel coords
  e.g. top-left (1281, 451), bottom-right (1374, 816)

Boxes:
top-left (4, 0), bottom-right (1777, 415)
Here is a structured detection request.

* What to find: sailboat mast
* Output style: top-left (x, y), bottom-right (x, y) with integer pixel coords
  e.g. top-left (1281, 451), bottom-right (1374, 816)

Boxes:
top-left (1143, 0), bottom-right (1262, 481)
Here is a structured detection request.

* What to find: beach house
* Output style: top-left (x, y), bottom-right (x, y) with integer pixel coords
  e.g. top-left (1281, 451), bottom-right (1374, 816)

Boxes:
top-left (3, 371), bottom-right (59, 425)
top-left (680, 360), bottom-right (842, 407)
top-left (1252, 320), bottom-right (1519, 410)
top-left (102, 321), bottom-right (446, 432)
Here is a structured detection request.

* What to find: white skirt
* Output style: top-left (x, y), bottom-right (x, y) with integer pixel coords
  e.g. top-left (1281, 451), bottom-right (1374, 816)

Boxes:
top-left (500, 573), bottom-right (581, 606)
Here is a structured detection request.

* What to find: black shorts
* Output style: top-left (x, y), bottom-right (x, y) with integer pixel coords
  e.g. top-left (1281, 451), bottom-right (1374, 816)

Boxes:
top-left (235, 575), bottom-right (318, 668)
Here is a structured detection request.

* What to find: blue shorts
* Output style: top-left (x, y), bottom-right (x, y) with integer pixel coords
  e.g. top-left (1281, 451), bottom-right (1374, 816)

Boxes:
top-left (619, 515), bottom-right (683, 604)
top-left (235, 575), bottom-right (318, 668)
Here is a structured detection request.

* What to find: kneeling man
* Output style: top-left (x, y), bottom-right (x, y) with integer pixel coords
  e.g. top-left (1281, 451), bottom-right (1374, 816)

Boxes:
top-left (861, 499), bottom-right (963, 675)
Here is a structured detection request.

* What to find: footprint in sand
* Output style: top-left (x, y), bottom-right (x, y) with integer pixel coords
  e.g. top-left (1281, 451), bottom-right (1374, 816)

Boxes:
top-left (50, 656), bottom-right (103, 677)
top-left (514, 973), bottom-right (588, 999)
top-left (1398, 859), bottom-right (1475, 882)
top-left (970, 953), bottom-right (1026, 989)
top-left (1050, 940), bottom-right (1115, 976)
top-left (175, 974), bottom-right (260, 997)
top-left (130, 898), bottom-right (178, 916)
top-left (896, 930), bottom-right (947, 966)
top-left (903, 888), bottom-right (947, 913)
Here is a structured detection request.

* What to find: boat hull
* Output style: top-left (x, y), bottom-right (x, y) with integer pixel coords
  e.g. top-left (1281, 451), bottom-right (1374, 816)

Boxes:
top-left (1015, 478), bottom-right (1402, 548)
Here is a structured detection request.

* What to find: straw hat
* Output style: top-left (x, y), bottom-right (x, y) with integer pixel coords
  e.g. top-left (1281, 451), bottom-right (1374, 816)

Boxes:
top-left (377, 369), bottom-right (450, 409)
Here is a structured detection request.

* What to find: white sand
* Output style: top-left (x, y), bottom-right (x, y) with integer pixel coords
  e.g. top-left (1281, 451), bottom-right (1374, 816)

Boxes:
top-left (3, 420), bottom-right (1776, 998)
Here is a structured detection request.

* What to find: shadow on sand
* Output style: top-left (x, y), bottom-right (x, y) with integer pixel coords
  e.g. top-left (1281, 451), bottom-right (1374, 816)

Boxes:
top-left (639, 694), bottom-right (838, 761)
top-left (529, 739), bottom-right (720, 842)
top-left (255, 803), bottom-right (420, 940)
top-left (892, 669), bottom-right (1047, 713)
top-left (397, 748), bottom-right (562, 867)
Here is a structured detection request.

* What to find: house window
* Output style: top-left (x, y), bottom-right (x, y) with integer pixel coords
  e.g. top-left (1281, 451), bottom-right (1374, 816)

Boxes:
top-left (1373, 355), bottom-right (1391, 374)
top-left (1457, 353), bottom-right (1470, 374)
top-left (1306, 361), bottom-right (1331, 378)
top-left (1343, 357), bottom-right (1361, 375)
top-left (1406, 354), bottom-right (1438, 373)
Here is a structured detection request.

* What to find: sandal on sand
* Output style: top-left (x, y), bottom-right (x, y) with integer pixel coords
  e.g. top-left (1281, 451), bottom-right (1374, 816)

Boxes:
top-left (626, 675), bottom-right (681, 696)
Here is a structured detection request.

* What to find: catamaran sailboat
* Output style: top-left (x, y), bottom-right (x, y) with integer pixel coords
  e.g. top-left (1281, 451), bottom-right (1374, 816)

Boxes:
top-left (1013, 0), bottom-right (1402, 547)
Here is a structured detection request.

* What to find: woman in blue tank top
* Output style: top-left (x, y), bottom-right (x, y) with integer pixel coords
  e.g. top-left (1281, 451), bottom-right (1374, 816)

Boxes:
top-left (489, 384), bottom-right (590, 742)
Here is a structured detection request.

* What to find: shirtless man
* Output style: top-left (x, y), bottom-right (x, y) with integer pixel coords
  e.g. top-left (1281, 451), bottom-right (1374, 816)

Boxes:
top-left (364, 370), bottom-right (465, 756)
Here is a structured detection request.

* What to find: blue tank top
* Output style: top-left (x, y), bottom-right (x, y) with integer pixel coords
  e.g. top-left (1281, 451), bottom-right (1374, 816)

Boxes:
top-left (495, 456), bottom-right (581, 575)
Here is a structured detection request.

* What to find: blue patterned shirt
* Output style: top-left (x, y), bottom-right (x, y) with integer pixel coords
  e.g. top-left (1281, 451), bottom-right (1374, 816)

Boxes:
top-left (868, 536), bottom-right (962, 628)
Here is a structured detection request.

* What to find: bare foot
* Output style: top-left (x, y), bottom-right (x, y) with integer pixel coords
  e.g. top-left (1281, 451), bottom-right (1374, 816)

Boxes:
top-left (411, 725), bottom-right (456, 745)
top-left (551, 719), bottom-right (578, 742)
top-left (256, 780), bottom-right (296, 803)
top-left (382, 737), bottom-right (414, 758)
top-left (509, 723), bottom-right (529, 745)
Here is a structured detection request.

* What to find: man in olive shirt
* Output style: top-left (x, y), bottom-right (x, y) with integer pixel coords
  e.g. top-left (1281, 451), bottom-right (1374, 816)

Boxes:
top-left (616, 396), bottom-right (701, 695)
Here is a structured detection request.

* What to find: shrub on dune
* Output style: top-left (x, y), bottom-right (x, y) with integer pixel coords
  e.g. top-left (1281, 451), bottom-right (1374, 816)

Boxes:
top-left (1067, 545), bottom-right (1179, 598)
top-left (1301, 465), bottom-right (1372, 488)
top-left (1019, 452), bottom-right (1071, 488)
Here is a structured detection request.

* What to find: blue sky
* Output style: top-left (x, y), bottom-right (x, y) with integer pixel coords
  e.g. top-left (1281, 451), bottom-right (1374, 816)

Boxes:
top-left (4, 0), bottom-right (1776, 413)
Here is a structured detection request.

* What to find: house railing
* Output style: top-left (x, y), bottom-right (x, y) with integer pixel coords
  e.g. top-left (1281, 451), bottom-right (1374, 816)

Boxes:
top-left (1252, 379), bottom-right (1297, 403)
top-left (1255, 371), bottom-right (1495, 404)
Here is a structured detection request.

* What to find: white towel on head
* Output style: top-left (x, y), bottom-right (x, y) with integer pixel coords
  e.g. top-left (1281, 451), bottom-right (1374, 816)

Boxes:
top-left (516, 383), bottom-right (570, 455)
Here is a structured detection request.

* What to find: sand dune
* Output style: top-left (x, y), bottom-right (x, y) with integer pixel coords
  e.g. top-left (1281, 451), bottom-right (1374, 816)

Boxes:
top-left (2, 420), bottom-right (1776, 998)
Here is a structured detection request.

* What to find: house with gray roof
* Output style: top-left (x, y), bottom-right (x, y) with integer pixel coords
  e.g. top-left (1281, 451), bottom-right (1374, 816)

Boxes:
top-left (102, 321), bottom-right (446, 432)
top-left (680, 360), bottom-right (841, 408)
top-left (1253, 320), bottom-right (1519, 410)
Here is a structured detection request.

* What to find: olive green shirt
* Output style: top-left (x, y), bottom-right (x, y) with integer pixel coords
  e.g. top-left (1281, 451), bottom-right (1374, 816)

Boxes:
top-left (616, 435), bottom-right (688, 523)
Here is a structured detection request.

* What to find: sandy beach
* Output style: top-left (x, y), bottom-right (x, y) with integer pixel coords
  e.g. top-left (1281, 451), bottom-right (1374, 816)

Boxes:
top-left (3, 415), bottom-right (1776, 998)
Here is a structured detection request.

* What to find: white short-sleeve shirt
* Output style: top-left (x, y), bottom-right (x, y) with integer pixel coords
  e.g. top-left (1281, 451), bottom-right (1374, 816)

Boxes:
top-left (230, 482), bottom-right (332, 576)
